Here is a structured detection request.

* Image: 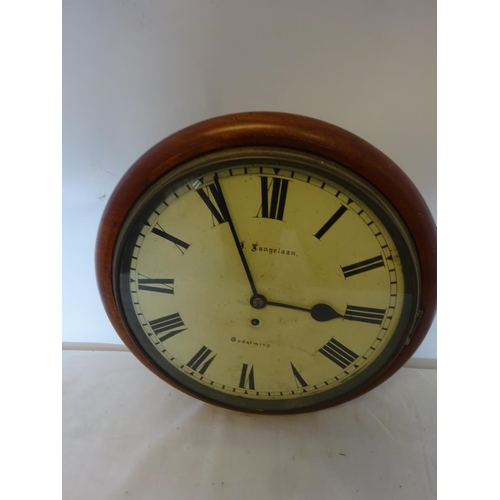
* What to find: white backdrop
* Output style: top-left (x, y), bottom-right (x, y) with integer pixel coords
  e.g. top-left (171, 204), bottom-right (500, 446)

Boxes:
top-left (62, 0), bottom-right (436, 357)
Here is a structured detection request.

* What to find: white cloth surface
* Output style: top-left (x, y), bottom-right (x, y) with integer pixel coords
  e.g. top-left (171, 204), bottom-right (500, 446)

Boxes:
top-left (63, 350), bottom-right (436, 500)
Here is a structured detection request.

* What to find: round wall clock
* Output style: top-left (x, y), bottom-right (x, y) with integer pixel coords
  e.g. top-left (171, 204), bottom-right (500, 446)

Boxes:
top-left (96, 112), bottom-right (436, 414)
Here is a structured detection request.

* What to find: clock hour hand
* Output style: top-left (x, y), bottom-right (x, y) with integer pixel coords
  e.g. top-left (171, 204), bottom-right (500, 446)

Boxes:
top-left (263, 299), bottom-right (344, 322)
top-left (213, 174), bottom-right (259, 296)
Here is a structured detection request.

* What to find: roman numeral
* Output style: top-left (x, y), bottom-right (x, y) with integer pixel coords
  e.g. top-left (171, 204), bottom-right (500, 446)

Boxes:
top-left (341, 255), bottom-right (384, 278)
top-left (239, 363), bottom-right (255, 390)
top-left (151, 225), bottom-right (190, 255)
top-left (314, 205), bottom-right (348, 240)
top-left (197, 183), bottom-right (228, 225)
top-left (258, 176), bottom-right (289, 220)
top-left (137, 277), bottom-right (174, 294)
top-left (290, 363), bottom-right (308, 388)
top-left (149, 313), bottom-right (186, 341)
top-left (344, 305), bottom-right (386, 325)
top-left (319, 338), bottom-right (358, 369)
top-left (186, 346), bottom-right (217, 375)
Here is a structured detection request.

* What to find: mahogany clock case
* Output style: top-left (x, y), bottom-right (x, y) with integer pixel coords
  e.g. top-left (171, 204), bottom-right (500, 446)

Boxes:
top-left (95, 112), bottom-right (437, 413)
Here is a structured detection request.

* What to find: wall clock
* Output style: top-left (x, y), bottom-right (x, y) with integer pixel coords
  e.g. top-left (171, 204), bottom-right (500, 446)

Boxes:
top-left (96, 112), bottom-right (436, 414)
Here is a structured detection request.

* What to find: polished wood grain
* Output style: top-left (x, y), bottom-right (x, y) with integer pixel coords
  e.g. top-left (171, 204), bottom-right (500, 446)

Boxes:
top-left (95, 112), bottom-right (437, 413)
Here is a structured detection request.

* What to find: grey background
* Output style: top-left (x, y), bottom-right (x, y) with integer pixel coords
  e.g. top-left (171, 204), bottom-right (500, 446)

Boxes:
top-left (62, 0), bottom-right (436, 357)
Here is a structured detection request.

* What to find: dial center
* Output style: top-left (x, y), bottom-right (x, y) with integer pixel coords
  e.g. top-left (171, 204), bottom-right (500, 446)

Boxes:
top-left (250, 294), bottom-right (267, 309)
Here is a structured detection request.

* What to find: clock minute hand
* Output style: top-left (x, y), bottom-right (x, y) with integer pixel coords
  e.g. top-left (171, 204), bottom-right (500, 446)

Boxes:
top-left (266, 301), bottom-right (344, 322)
top-left (213, 174), bottom-right (259, 297)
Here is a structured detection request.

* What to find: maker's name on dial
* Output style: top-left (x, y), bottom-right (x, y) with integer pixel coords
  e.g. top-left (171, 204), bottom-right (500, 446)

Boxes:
top-left (240, 241), bottom-right (299, 257)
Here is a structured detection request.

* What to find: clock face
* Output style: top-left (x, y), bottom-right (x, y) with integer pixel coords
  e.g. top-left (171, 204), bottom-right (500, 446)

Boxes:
top-left (113, 147), bottom-right (421, 412)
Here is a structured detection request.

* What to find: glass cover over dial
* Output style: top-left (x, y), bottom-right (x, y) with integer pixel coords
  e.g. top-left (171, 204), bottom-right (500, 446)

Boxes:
top-left (114, 148), bottom-right (420, 412)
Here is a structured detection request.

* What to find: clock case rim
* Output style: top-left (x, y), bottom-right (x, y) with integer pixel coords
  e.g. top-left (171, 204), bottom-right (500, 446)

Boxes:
top-left (95, 111), bottom-right (437, 414)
